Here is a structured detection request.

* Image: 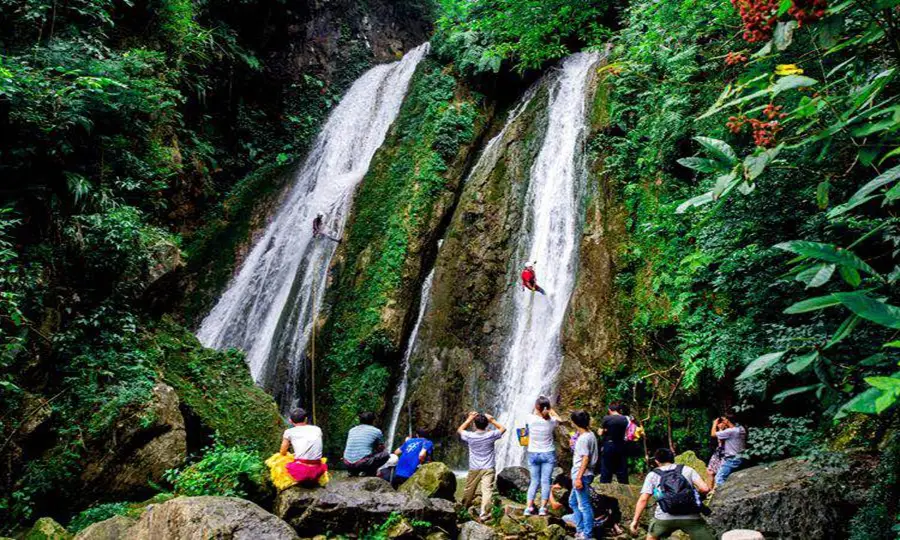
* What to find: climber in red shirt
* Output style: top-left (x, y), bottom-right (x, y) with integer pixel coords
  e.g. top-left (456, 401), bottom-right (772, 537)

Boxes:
top-left (521, 263), bottom-right (546, 295)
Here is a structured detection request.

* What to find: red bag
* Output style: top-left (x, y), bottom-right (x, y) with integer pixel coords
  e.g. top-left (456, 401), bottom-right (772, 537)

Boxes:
top-left (286, 458), bottom-right (328, 486)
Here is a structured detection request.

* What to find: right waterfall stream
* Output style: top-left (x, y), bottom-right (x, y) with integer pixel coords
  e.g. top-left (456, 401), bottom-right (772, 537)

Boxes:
top-left (493, 51), bottom-right (601, 470)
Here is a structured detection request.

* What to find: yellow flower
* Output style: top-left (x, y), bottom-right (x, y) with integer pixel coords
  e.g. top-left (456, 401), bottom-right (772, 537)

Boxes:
top-left (775, 64), bottom-right (804, 76)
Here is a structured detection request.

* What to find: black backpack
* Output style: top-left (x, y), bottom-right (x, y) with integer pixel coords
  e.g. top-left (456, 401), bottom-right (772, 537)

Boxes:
top-left (653, 465), bottom-right (700, 515)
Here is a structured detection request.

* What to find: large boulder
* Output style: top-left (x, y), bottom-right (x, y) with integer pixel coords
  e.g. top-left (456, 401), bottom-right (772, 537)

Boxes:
top-left (708, 454), bottom-right (875, 538)
top-left (275, 476), bottom-right (457, 536)
top-left (24, 517), bottom-right (71, 540)
top-left (398, 462), bottom-right (457, 501)
top-left (459, 521), bottom-right (497, 540)
top-left (593, 480), bottom-right (644, 525)
top-left (73, 516), bottom-right (137, 540)
top-left (79, 383), bottom-right (187, 502)
top-left (496, 466), bottom-right (530, 498)
top-left (75, 496), bottom-right (297, 540)
top-left (675, 450), bottom-right (711, 486)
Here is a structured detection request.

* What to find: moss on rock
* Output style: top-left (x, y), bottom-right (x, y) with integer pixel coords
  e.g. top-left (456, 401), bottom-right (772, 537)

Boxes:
top-left (151, 318), bottom-right (284, 453)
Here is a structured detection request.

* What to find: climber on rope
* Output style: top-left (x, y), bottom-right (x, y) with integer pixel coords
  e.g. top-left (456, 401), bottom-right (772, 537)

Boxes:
top-left (312, 213), bottom-right (341, 243)
top-left (521, 262), bottom-right (546, 295)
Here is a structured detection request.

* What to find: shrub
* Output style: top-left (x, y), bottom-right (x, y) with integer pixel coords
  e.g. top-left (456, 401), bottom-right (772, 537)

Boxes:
top-left (164, 440), bottom-right (265, 499)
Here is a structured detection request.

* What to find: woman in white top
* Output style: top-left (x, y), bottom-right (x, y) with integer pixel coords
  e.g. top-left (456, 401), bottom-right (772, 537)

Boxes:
top-left (524, 396), bottom-right (561, 516)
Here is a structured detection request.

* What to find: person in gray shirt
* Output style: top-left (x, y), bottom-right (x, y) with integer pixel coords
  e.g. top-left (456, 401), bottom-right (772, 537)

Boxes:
top-left (458, 411), bottom-right (506, 521)
top-left (712, 412), bottom-right (747, 485)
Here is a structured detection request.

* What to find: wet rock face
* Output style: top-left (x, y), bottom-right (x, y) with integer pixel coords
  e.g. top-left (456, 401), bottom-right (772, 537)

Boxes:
top-left (79, 383), bottom-right (187, 504)
top-left (496, 466), bottom-right (531, 498)
top-left (398, 462), bottom-right (457, 501)
top-left (274, 476), bottom-right (457, 537)
top-left (76, 496), bottom-right (297, 540)
top-left (404, 83), bottom-right (551, 446)
top-left (708, 454), bottom-right (876, 539)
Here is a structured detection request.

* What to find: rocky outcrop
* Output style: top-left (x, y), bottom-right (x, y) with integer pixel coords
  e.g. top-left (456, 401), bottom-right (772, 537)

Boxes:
top-left (398, 462), bottom-right (457, 501)
top-left (24, 517), bottom-right (71, 540)
top-left (73, 516), bottom-right (137, 540)
top-left (496, 466), bottom-right (531, 497)
top-left (593, 481), bottom-right (644, 525)
top-left (79, 383), bottom-right (186, 503)
top-left (275, 476), bottom-right (457, 537)
top-left (76, 496), bottom-right (297, 540)
top-left (676, 450), bottom-right (711, 486)
top-left (708, 454), bottom-right (876, 539)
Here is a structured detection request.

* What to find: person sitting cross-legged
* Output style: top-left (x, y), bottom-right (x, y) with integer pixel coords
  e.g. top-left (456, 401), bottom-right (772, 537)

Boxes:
top-left (342, 411), bottom-right (390, 477)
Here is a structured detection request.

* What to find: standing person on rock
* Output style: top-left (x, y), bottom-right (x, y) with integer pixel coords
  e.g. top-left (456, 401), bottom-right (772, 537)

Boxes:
top-left (569, 410), bottom-right (599, 540)
top-left (342, 411), bottom-right (390, 477)
top-left (713, 412), bottom-right (747, 486)
top-left (458, 411), bottom-right (507, 522)
top-left (390, 427), bottom-right (434, 489)
top-left (630, 448), bottom-right (714, 540)
top-left (281, 408), bottom-right (328, 486)
top-left (524, 396), bottom-right (561, 516)
top-left (597, 402), bottom-right (629, 484)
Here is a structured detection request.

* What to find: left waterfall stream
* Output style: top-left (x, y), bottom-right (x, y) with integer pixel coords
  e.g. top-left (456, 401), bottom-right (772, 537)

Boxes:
top-left (196, 43), bottom-right (431, 415)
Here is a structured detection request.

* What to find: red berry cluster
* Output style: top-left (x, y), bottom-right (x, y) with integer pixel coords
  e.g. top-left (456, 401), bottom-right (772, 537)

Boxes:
top-left (788, 0), bottom-right (827, 25)
top-left (748, 118), bottom-right (783, 147)
top-left (762, 103), bottom-right (787, 120)
top-left (731, 0), bottom-right (780, 42)
top-left (727, 115), bottom-right (747, 134)
top-left (725, 52), bottom-right (748, 66)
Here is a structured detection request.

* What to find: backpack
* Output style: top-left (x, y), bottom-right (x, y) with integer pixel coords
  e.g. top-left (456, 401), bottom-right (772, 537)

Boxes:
top-left (653, 465), bottom-right (701, 515)
top-left (625, 416), bottom-right (638, 441)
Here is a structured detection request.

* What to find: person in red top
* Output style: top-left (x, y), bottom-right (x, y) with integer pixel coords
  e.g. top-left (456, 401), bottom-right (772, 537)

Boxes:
top-left (521, 263), bottom-right (546, 295)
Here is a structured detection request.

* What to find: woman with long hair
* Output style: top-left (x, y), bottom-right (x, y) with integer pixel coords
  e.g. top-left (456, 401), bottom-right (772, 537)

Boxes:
top-left (524, 396), bottom-right (561, 516)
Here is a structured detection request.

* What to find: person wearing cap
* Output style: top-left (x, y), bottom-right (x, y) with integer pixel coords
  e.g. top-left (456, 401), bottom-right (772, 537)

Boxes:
top-left (521, 262), bottom-right (546, 295)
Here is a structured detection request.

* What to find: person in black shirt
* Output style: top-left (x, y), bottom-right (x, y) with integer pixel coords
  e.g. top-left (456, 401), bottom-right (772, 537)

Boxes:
top-left (597, 402), bottom-right (629, 484)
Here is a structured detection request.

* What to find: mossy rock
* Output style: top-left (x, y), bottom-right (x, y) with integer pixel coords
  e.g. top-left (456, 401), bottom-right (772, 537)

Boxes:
top-left (498, 514), bottom-right (525, 536)
top-left (398, 462), bottom-right (457, 501)
top-left (675, 450), bottom-right (711, 486)
top-left (151, 318), bottom-right (284, 453)
top-left (24, 517), bottom-right (72, 540)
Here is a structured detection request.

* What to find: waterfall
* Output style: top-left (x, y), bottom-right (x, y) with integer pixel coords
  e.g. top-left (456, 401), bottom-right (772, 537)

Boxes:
top-left (196, 44), bottom-right (430, 411)
top-left (386, 267), bottom-right (435, 449)
top-left (493, 52), bottom-right (600, 469)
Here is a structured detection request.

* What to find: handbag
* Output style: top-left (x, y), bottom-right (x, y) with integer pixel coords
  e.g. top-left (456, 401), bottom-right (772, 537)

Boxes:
top-left (516, 426), bottom-right (530, 447)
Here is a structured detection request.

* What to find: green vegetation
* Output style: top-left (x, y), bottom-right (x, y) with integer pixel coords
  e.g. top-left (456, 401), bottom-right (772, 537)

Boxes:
top-left (163, 440), bottom-right (267, 499)
top-left (68, 494), bottom-right (174, 533)
top-left (318, 58), bottom-right (486, 450)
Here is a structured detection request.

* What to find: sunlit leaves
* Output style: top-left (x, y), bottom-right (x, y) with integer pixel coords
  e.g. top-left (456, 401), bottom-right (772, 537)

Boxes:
top-left (832, 292), bottom-right (900, 329)
top-left (738, 351), bottom-right (786, 380)
top-left (774, 241), bottom-right (879, 276)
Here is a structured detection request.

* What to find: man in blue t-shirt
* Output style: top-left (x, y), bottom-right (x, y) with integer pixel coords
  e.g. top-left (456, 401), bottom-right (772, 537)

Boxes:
top-left (390, 428), bottom-right (434, 488)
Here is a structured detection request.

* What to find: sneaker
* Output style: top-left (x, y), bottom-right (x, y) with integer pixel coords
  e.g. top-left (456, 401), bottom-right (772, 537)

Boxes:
top-left (538, 506), bottom-right (548, 516)
top-left (523, 506), bottom-right (535, 516)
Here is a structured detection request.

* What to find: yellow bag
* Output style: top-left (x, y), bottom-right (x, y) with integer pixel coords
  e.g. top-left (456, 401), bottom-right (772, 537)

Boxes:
top-left (265, 453), bottom-right (297, 491)
top-left (318, 459), bottom-right (330, 487)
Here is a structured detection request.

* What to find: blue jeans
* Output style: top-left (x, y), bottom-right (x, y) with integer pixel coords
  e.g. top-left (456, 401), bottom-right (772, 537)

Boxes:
top-left (569, 475), bottom-right (595, 537)
top-left (715, 456), bottom-right (743, 485)
top-left (527, 451), bottom-right (556, 504)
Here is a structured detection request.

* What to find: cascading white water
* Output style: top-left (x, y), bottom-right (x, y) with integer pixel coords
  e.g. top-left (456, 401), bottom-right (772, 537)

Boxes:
top-left (197, 44), bottom-right (430, 410)
top-left (386, 267), bottom-right (435, 448)
top-left (493, 52), bottom-right (599, 469)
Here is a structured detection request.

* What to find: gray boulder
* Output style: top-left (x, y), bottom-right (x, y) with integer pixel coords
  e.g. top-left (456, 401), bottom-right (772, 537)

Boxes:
top-left (459, 520), bottom-right (497, 540)
top-left (708, 454), bottom-right (875, 539)
top-left (275, 476), bottom-right (457, 536)
top-left (496, 466), bottom-right (530, 497)
top-left (76, 496), bottom-right (297, 540)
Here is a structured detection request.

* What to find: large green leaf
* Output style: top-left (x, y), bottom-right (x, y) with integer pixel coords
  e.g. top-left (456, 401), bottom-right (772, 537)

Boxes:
top-left (796, 263), bottom-right (835, 288)
top-left (737, 351), bottom-right (786, 380)
top-left (838, 266), bottom-right (861, 287)
top-left (773, 384), bottom-right (822, 403)
top-left (774, 241), bottom-right (879, 276)
top-left (845, 164), bottom-right (900, 204)
top-left (833, 292), bottom-right (900, 329)
top-left (784, 294), bottom-right (840, 314)
top-left (677, 157), bottom-right (723, 173)
top-left (838, 387), bottom-right (882, 417)
top-left (787, 351), bottom-right (819, 374)
top-left (772, 74), bottom-right (818, 95)
top-left (825, 314), bottom-right (861, 349)
top-left (676, 192), bottom-right (714, 214)
top-left (743, 146), bottom-right (781, 182)
top-left (695, 136), bottom-right (737, 165)
top-left (773, 20), bottom-right (798, 51)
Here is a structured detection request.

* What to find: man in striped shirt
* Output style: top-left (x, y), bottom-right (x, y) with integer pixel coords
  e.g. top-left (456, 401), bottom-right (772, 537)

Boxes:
top-left (342, 411), bottom-right (390, 477)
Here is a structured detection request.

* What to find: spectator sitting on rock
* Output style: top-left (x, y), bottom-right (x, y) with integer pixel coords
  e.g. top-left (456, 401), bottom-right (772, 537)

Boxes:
top-left (342, 411), bottom-right (390, 477)
top-left (280, 408), bottom-right (327, 487)
top-left (458, 411), bottom-right (507, 522)
top-left (391, 428), bottom-right (433, 489)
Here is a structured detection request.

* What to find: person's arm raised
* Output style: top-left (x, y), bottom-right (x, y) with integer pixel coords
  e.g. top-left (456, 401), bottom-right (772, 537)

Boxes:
top-left (457, 411), bottom-right (478, 434)
top-left (485, 413), bottom-right (506, 435)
